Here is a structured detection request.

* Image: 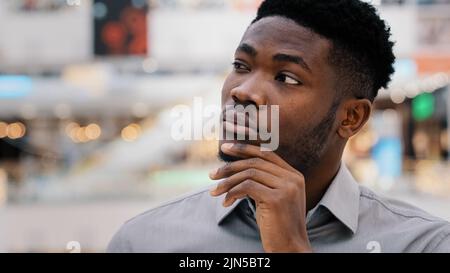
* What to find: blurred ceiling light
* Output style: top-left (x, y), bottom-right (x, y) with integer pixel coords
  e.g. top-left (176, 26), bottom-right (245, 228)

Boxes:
top-left (93, 2), bottom-right (108, 19)
top-left (0, 122), bottom-right (8, 138)
top-left (85, 123), bottom-right (102, 140)
top-left (66, 122), bottom-right (102, 143)
top-left (390, 89), bottom-right (405, 104)
top-left (54, 104), bottom-right (72, 119)
top-left (389, 72), bottom-right (450, 99)
top-left (121, 123), bottom-right (142, 142)
top-left (65, 122), bottom-right (80, 137)
top-left (142, 58), bottom-right (159, 73)
top-left (70, 134), bottom-right (80, 143)
top-left (132, 102), bottom-right (149, 118)
top-left (420, 73), bottom-right (450, 94)
top-left (405, 83), bottom-right (421, 99)
top-left (433, 73), bottom-right (449, 89)
top-left (7, 122), bottom-right (26, 139)
top-left (75, 127), bottom-right (90, 143)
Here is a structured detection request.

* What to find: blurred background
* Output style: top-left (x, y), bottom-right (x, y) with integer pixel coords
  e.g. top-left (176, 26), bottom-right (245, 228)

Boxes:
top-left (0, 0), bottom-right (449, 252)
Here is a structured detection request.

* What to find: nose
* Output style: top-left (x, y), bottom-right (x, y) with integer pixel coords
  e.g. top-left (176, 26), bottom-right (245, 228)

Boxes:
top-left (230, 74), bottom-right (268, 107)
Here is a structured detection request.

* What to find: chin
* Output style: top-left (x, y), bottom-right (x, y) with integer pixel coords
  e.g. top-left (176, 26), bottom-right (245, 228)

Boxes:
top-left (220, 139), bottom-right (261, 146)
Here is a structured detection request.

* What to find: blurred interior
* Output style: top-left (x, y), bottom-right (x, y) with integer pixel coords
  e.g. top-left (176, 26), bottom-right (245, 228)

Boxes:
top-left (0, 0), bottom-right (449, 252)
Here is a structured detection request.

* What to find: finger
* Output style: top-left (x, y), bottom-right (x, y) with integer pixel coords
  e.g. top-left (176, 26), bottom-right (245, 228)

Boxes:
top-left (209, 157), bottom-right (285, 180)
top-left (220, 143), bottom-right (298, 173)
top-left (210, 168), bottom-right (279, 196)
top-left (223, 179), bottom-right (273, 207)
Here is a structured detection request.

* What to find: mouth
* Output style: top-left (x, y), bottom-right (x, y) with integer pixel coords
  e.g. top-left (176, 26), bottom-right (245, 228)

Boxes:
top-left (222, 120), bottom-right (258, 138)
top-left (221, 110), bottom-right (259, 140)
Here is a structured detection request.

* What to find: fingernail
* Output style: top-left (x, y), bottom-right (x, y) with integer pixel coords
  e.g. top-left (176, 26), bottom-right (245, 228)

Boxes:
top-left (221, 143), bottom-right (233, 151)
top-left (209, 184), bottom-right (219, 196)
top-left (223, 198), bottom-right (235, 207)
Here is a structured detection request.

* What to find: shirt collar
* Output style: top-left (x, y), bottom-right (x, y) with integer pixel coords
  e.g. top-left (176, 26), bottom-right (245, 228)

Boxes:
top-left (215, 163), bottom-right (360, 234)
top-left (215, 191), bottom-right (247, 224)
top-left (315, 163), bottom-right (360, 234)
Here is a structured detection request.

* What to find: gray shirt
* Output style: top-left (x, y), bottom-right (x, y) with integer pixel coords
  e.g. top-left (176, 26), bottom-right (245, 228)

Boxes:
top-left (107, 164), bottom-right (450, 253)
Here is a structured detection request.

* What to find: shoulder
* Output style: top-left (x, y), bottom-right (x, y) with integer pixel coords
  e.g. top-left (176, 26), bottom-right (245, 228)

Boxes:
top-left (358, 185), bottom-right (450, 252)
top-left (107, 185), bottom-right (217, 252)
top-left (358, 186), bottom-right (446, 222)
top-left (127, 185), bottom-right (215, 224)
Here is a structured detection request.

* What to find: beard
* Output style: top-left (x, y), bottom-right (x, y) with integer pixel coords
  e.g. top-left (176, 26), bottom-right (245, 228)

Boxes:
top-left (218, 99), bottom-right (339, 174)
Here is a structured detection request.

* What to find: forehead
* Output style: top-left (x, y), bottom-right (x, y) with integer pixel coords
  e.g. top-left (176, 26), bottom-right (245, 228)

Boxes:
top-left (240, 16), bottom-right (332, 67)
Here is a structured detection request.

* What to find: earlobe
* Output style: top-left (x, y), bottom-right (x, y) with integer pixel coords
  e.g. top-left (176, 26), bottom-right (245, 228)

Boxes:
top-left (337, 99), bottom-right (372, 139)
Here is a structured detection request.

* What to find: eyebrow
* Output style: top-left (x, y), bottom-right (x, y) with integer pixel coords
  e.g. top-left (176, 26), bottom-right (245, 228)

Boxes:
top-left (273, 53), bottom-right (311, 73)
top-left (236, 43), bottom-right (312, 73)
top-left (236, 43), bottom-right (257, 57)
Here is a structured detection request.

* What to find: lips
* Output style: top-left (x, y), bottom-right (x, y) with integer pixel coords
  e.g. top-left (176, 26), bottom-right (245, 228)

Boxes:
top-left (221, 110), bottom-right (259, 139)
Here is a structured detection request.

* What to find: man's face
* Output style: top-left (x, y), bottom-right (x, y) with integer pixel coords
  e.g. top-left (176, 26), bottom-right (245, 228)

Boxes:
top-left (219, 16), bottom-right (342, 174)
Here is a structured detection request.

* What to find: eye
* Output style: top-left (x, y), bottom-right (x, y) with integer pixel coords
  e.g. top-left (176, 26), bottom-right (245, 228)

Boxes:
top-left (275, 73), bottom-right (302, 85)
top-left (232, 61), bottom-right (250, 72)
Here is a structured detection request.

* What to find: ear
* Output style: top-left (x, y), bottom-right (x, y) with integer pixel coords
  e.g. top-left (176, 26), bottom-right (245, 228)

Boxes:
top-left (337, 99), bottom-right (372, 139)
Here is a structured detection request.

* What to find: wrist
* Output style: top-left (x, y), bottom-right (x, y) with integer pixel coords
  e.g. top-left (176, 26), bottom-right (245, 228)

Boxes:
top-left (288, 242), bottom-right (313, 253)
top-left (264, 240), bottom-right (313, 253)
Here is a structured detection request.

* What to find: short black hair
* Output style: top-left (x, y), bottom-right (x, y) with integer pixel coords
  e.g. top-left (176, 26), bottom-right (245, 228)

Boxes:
top-left (252, 0), bottom-right (395, 102)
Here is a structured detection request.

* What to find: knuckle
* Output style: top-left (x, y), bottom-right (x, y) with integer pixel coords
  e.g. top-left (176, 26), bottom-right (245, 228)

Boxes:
top-left (221, 163), bottom-right (233, 174)
top-left (245, 168), bottom-right (257, 178)
top-left (283, 182), bottom-right (300, 198)
top-left (248, 158), bottom-right (259, 166)
top-left (294, 174), bottom-right (306, 188)
top-left (286, 183), bottom-right (297, 195)
top-left (241, 179), bottom-right (254, 190)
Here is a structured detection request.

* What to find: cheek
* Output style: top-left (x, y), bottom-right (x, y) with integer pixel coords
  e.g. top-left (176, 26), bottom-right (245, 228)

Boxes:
top-left (221, 74), bottom-right (237, 105)
top-left (277, 94), bottom-right (326, 136)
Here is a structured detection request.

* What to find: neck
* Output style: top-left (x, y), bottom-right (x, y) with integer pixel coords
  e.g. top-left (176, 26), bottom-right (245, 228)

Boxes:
top-left (302, 148), bottom-right (343, 212)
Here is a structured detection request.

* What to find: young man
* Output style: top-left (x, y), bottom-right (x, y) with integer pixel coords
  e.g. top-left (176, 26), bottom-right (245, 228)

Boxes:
top-left (107, 0), bottom-right (450, 252)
